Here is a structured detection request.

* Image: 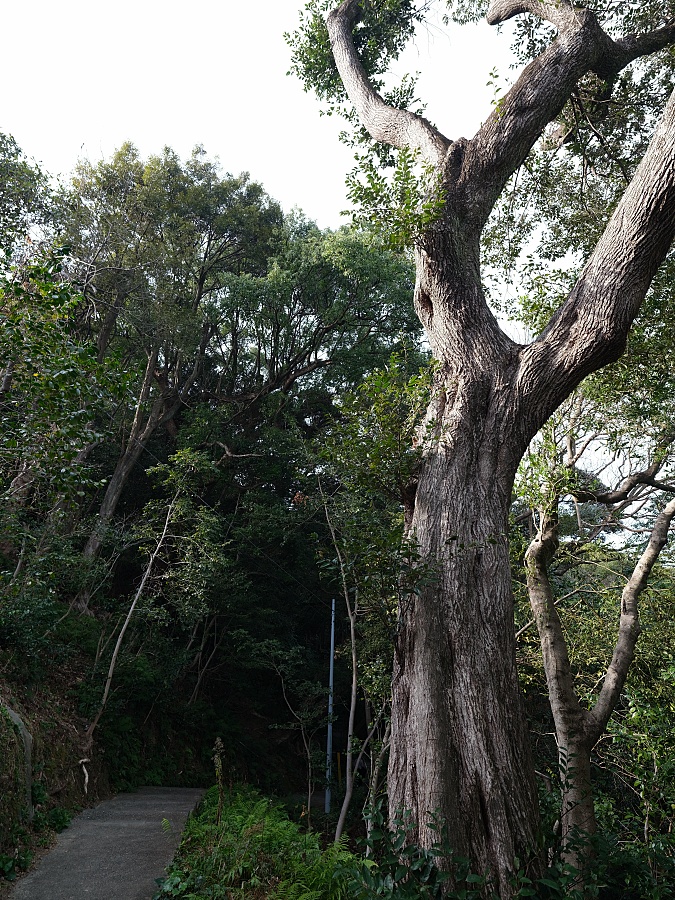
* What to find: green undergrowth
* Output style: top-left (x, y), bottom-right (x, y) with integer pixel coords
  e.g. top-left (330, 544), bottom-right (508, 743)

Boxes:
top-left (152, 786), bottom-right (504, 899)
top-left (153, 785), bottom-right (353, 899)
top-left (155, 785), bottom-right (675, 900)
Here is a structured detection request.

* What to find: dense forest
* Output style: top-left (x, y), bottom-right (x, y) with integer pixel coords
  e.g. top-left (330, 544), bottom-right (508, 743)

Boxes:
top-left (2, 0), bottom-right (675, 898)
top-left (0, 136), bottom-right (421, 784)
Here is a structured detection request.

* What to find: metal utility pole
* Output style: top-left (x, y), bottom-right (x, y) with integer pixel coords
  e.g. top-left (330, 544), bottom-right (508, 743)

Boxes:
top-left (325, 597), bottom-right (336, 814)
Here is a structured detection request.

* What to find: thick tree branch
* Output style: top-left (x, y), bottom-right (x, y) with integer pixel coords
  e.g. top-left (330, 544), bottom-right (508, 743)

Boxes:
top-left (463, 9), bottom-right (607, 228)
top-left (515, 87), bottom-right (675, 435)
top-left (328, 0), bottom-right (675, 243)
top-left (487, 0), bottom-right (579, 30)
top-left (326, 0), bottom-right (450, 165)
top-left (587, 497), bottom-right (675, 743)
top-left (463, 7), bottom-right (675, 229)
top-left (488, 3), bottom-right (675, 74)
top-left (604, 20), bottom-right (675, 81)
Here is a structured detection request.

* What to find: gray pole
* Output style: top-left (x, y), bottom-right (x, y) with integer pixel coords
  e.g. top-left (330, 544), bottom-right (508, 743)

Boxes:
top-left (325, 597), bottom-right (336, 814)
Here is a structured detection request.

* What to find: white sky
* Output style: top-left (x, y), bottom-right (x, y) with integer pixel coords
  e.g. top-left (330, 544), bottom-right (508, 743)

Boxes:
top-left (3, 1), bottom-right (516, 230)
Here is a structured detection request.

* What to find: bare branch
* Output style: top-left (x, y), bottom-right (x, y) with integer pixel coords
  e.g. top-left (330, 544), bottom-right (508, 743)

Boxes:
top-left (588, 496), bottom-right (675, 742)
top-left (210, 441), bottom-right (263, 464)
top-left (327, 0), bottom-right (450, 164)
top-left (574, 458), bottom-right (663, 505)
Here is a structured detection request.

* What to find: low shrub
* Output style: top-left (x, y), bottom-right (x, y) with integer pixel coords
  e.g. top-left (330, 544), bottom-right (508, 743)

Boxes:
top-left (154, 785), bottom-right (353, 900)
top-left (156, 787), bottom-right (675, 900)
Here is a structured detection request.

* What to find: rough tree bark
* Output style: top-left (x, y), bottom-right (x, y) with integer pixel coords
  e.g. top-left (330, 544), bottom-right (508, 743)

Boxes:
top-left (326, 0), bottom-right (675, 893)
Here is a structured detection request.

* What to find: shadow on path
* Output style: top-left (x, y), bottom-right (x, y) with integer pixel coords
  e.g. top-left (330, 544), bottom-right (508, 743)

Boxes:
top-left (9, 786), bottom-right (203, 900)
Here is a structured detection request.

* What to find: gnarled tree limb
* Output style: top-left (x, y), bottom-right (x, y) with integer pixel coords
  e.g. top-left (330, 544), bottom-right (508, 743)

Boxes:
top-left (326, 0), bottom-right (450, 165)
top-left (487, 0), bottom-right (579, 31)
top-left (574, 466), bottom-right (675, 505)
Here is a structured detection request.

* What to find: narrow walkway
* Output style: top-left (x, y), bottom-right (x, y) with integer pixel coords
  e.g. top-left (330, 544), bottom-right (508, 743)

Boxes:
top-left (9, 786), bottom-right (203, 900)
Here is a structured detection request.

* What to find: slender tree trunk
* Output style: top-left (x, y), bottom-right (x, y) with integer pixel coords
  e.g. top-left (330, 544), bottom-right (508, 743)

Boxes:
top-left (189, 620), bottom-right (226, 705)
top-left (96, 290), bottom-right (128, 363)
top-left (75, 350), bottom-right (163, 612)
top-left (322, 486), bottom-right (361, 843)
top-left (83, 495), bottom-right (175, 754)
top-left (559, 737), bottom-right (595, 847)
top-left (8, 460), bottom-right (34, 504)
top-left (525, 510), bottom-right (597, 868)
top-left (81, 326), bottom-right (211, 581)
top-left (1, 361), bottom-right (14, 395)
top-left (366, 719), bottom-right (391, 849)
top-left (334, 588), bottom-right (359, 842)
top-left (81, 436), bottom-right (153, 561)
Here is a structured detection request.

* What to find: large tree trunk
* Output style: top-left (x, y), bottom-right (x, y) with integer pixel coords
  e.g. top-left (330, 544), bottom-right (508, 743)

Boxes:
top-left (391, 474), bottom-right (538, 894)
top-left (389, 262), bottom-right (539, 892)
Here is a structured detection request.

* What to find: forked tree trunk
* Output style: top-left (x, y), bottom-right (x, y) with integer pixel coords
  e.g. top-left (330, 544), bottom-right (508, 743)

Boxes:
top-left (389, 267), bottom-right (539, 893)
top-left (526, 499), bottom-right (675, 876)
top-left (320, 2), bottom-right (675, 893)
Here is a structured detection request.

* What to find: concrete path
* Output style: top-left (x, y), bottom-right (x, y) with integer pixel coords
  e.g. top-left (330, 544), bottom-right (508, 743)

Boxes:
top-left (9, 786), bottom-right (203, 900)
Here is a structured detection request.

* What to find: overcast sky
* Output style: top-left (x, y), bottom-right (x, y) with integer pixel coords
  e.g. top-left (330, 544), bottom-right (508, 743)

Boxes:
top-left (4, 1), bottom-right (516, 229)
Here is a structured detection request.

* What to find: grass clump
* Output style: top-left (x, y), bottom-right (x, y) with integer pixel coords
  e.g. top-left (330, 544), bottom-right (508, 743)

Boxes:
top-left (153, 785), bottom-right (353, 900)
